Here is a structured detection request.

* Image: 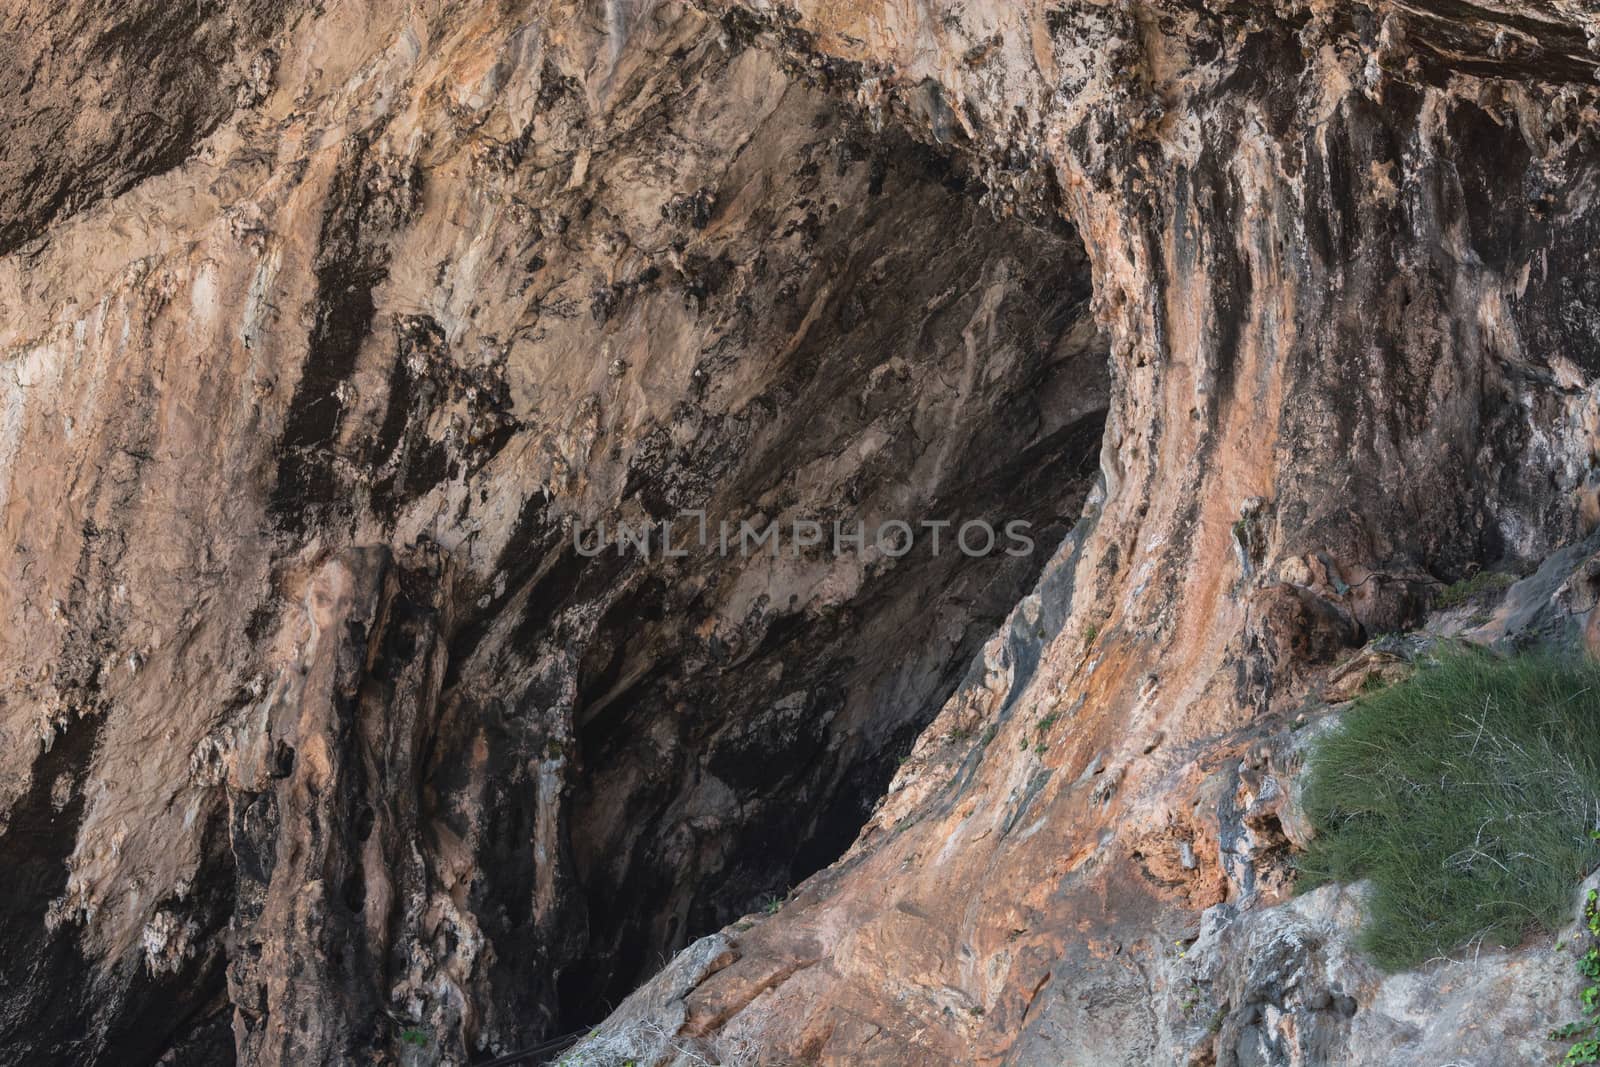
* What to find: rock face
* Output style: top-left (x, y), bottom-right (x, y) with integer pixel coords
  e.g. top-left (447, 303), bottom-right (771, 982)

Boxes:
top-left (3, 1), bottom-right (1600, 1065)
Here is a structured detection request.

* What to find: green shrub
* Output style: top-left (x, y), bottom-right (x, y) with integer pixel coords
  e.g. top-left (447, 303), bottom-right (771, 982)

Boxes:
top-left (1298, 648), bottom-right (1600, 969)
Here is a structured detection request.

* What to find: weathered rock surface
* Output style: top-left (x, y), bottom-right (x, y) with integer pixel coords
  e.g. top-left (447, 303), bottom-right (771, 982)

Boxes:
top-left (4, 0), bottom-right (1600, 1065)
top-left (576, 1), bottom-right (1600, 1065)
top-left (3, 0), bottom-right (1103, 1061)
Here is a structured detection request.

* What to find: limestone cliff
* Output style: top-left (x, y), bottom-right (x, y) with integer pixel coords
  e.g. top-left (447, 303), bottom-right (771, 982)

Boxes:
top-left (3, 1), bottom-right (1600, 1065)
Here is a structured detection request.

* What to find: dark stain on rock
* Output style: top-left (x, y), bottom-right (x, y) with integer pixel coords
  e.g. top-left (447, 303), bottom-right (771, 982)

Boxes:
top-left (270, 135), bottom-right (421, 537)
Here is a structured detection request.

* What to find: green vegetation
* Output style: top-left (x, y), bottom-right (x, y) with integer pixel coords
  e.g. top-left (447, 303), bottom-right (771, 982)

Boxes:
top-left (398, 1028), bottom-right (429, 1048)
top-left (1552, 888), bottom-right (1600, 1064)
top-left (1435, 569), bottom-right (1516, 609)
top-left (1298, 648), bottom-right (1600, 970)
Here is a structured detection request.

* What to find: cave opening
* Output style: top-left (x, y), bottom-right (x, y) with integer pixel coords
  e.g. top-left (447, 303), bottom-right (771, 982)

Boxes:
top-left (542, 119), bottom-right (1112, 1029)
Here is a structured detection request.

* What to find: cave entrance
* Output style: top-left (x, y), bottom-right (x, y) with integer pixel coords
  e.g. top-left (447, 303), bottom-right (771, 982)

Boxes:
top-left (548, 117), bottom-right (1110, 1028)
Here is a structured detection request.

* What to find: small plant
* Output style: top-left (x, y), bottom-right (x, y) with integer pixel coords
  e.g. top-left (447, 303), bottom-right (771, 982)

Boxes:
top-left (1299, 648), bottom-right (1600, 970)
top-left (398, 1027), bottom-right (429, 1048)
top-left (980, 724), bottom-right (998, 746)
top-left (1552, 889), bottom-right (1600, 1062)
top-left (1037, 712), bottom-right (1059, 734)
top-left (1565, 1039), bottom-right (1600, 1066)
top-left (1083, 622), bottom-right (1100, 644)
